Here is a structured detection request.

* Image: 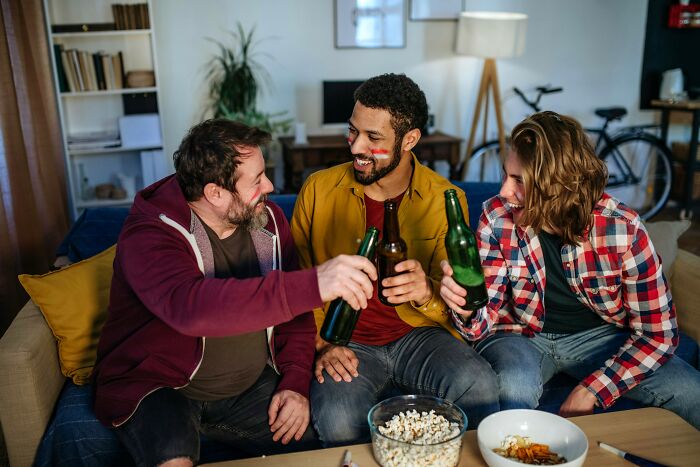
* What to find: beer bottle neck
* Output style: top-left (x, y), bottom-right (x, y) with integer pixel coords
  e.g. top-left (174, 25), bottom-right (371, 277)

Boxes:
top-left (445, 194), bottom-right (468, 231)
top-left (357, 227), bottom-right (380, 257)
top-left (383, 202), bottom-right (400, 242)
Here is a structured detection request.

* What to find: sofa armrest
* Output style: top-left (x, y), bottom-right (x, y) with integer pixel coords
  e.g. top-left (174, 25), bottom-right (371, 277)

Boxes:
top-left (0, 301), bottom-right (65, 467)
top-left (671, 249), bottom-right (700, 345)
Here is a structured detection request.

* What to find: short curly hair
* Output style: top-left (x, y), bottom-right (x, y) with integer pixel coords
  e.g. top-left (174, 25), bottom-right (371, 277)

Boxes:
top-left (354, 73), bottom-right (428, 139)
top-left (173, 119), bottom-right (271, 201)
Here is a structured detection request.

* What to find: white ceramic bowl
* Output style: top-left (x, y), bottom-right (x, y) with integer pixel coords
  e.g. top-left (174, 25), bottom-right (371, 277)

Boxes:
top-left (368, 395), bottom-right (468, 467)
top-left (477, 409), bottom-right (588, 467)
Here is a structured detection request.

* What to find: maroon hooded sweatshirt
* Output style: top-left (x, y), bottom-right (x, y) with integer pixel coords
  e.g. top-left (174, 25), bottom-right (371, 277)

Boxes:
top-left (92, 175), bottom-right (322, 427)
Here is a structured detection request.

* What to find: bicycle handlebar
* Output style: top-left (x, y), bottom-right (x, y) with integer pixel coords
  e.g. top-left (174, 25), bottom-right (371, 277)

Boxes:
top-left (537, 86), bottom-right (563, 94)
top-left (512, 85), bottom-right (563, 113)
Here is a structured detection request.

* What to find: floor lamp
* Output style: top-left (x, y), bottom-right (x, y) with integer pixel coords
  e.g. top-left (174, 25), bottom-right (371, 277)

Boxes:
top-left (456, 12), bottom-right (527, 180)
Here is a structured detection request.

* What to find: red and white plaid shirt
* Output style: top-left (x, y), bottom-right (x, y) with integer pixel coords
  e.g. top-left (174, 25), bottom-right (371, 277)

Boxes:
top-left (452, 194), bottom-right (678, 409)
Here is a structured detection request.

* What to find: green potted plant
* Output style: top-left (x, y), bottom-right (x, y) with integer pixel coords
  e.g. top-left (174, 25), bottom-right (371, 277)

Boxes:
top-left (205, 23), bottom-right (292, 135)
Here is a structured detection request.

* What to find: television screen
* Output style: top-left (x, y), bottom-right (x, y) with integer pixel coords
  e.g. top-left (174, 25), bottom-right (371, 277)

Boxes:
top-left (323, 80), bottom-right (364, 124)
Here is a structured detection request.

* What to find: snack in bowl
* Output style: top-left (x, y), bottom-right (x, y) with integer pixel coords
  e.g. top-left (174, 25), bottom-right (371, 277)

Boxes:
top-left (368, 395), bottom-right (467, 467)
top-left (477, 409), bottom-right (588, 467)
top-left (493, 435), bottom-right (567, 465)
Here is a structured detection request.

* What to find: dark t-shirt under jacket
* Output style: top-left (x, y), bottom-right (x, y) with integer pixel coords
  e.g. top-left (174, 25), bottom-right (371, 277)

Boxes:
top-left (179, 221), bottom-right (268, 401)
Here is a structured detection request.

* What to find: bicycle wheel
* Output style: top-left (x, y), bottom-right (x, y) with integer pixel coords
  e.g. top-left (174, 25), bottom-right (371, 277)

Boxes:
top-left (462, 140), bottom-right (504, 183)
top-left (600, 134), bottom-right (673, 220)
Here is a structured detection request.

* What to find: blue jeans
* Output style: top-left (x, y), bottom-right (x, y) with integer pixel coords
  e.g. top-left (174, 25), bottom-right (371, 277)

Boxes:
top-left (115, 366), bottom-right (318, 466)
top-left (310, 326), bottom-right (499, 447)
top-left (474, 324), bottom-right (700, 429)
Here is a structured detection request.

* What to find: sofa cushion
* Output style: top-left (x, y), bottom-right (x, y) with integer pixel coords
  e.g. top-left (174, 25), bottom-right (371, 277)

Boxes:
top-left (34, 382), bottom-right (244, 467)
top-left (450, 181), bottom-right (501, 228)
top-left (18, 245), bottom-right (116, 384)
top-left (34, 382), bottom-right (130, 467)
top-left (56, 207), bottom-right (129, 262)
top-left (644, 219), bottom-right (691, 283)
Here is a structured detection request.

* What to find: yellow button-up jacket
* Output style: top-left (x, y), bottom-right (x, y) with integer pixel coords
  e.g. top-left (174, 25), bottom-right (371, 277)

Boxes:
top-left (290, 155), bottom-right (470, 339)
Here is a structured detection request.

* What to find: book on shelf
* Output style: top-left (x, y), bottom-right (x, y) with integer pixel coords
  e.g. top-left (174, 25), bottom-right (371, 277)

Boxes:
top-left (70, 50), bottom-right (85, 92)
top-left (102, 53), bottom-right (114, 89)
top-left (141, 4), bottom-right (150, 29)
top-left (112, 3), bottom-right (149, 30)
top-left (60, 50), bottom-right (77, 92)
top-left (53, 44), bottom-right (68, 92)
top-left (93, 53), bottom-right (105, 90)
top-left (54, 45), bottom-right (125, 93)
top-left (113, 52), bottom-right (124, 89)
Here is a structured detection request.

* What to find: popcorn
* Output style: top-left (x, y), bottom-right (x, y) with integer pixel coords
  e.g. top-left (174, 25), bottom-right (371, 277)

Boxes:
top-left (372, 409), bottom-right (463, 467)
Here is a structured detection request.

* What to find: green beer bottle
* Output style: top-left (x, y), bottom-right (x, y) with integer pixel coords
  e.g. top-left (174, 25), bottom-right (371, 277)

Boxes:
top-left (377, 200), bottom-right (407, 306)
top-left (444, 189), bottom-right (488, 310)
top-left (319, 227), bottom-right (380, 346)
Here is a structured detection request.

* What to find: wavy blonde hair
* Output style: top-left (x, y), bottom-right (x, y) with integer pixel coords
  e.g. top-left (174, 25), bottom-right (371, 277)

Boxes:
top-left (510, 111), bottom-right (607, 245)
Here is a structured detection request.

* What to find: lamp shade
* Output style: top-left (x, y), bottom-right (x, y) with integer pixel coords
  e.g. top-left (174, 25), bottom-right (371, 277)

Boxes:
top-left (456, 11), bottom-right (527, 58)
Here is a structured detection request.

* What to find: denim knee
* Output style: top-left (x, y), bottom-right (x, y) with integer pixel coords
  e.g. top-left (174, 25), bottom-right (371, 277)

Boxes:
top-left (452, 363), bottom-right (500, 428)
top-left (310, 380), bottom-right (374, 447)
top-left (496, 365), bottom-right (542, 409)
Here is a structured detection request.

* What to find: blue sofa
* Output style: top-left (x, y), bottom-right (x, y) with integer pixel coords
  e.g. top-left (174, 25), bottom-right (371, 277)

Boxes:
top-left (26, 182), bottom-right (700, 466)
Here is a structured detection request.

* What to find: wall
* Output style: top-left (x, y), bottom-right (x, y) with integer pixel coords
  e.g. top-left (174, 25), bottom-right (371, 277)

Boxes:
top-left (152, 0), bottom-right (650, 186)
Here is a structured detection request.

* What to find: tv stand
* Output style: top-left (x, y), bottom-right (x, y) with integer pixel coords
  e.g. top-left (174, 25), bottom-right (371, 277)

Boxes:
top-left (279, 131), bottom-right (462, 192)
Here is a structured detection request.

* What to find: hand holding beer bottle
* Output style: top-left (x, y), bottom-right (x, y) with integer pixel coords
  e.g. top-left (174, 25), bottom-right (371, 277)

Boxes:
top-left (320, 227), bottom-right (380, 346)
top-left (440, 189), bottom-right (488, 322)
top-left (378, 199), bottom-right (434, 306)
top-left (377, 200), bottom-right (407, 306)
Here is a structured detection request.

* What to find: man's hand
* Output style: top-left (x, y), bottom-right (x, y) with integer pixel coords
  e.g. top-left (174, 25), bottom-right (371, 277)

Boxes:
top-left (314, 342), bottom-right (359, 383)
top-left (381, 259), bottom-right (432, 306)
top-left (559, 384), bottom-right (597, 418)
top-left (268, 390), bottom-right (310, 444)
top-left (439, 260), bottom-right (475, 321)
top-left (317, 255), bottom-right (377, 311)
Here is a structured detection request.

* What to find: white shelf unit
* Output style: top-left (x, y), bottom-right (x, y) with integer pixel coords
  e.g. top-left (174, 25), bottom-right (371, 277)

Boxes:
top-left (44, 0), bottom-right (165, 219)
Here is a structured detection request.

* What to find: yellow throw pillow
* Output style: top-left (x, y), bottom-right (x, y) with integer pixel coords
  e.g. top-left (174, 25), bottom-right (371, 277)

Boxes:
top-left (18, 245), bottom-right (116, 384)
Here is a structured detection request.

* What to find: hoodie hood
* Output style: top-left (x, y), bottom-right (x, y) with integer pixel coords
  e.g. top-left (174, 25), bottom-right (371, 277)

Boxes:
top-left (131, 175), bottom-right (192, 229)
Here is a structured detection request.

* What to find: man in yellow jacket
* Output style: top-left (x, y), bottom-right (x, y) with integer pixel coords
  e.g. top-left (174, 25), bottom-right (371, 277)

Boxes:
top-left (291, 73), bottom-right (498, 446)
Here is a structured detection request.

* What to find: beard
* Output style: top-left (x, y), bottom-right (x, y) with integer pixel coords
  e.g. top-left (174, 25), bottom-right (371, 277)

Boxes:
top-left (227, 194), bottom-right (269, 231)
top-left (353, 137), bottom-right (403, 186)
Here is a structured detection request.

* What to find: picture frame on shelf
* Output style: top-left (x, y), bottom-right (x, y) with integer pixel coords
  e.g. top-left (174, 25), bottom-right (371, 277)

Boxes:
top-left (410, 0), bottom-right (463, 21)
top-left (335, 0), bottom-right (406, 49)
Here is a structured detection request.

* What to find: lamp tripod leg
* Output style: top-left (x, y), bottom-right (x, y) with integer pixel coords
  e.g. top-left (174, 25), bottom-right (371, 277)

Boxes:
top-left (461, 60), bottom-right (492, 180)
top-left (488, 59), bottom-right (507, 157)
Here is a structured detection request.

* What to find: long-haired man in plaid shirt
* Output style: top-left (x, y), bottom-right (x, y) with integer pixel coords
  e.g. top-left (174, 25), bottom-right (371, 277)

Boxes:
top-left (440, 111), bottom-right (700, 428)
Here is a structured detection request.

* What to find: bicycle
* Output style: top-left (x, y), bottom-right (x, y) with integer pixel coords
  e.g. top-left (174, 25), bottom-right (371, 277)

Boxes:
top-left (458, 85), bottom-right (674, 220)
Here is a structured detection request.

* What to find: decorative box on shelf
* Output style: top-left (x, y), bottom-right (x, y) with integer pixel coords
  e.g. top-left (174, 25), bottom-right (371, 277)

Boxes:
top-left (668, 3), bottom-right (700, 28)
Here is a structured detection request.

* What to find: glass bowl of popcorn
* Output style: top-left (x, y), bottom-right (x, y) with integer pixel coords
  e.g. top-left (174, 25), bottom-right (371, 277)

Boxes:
top-left (368, 394), bottom-right (468, 467)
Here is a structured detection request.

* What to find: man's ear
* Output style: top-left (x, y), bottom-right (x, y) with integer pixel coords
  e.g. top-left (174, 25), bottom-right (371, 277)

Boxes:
top-left (202, 183), bottom-right (226, 207)
top-left (402, 128), bottom-right (422, 152)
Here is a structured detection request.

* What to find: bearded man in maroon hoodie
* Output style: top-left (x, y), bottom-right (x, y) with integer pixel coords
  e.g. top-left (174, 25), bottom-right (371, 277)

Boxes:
top-left (92, 119), bottom-right (377, 467)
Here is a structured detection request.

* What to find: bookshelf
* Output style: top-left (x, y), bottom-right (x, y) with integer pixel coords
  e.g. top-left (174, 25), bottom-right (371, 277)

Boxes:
top-left (43, 0), bottom-right (167, 219)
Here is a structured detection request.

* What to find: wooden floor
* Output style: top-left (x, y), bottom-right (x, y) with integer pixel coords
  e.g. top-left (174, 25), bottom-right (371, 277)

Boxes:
top-left (654, 202), bottom-right (700, 256)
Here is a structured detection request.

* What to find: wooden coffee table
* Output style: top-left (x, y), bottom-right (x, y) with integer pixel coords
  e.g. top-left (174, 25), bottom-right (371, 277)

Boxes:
top-left (203, 408), bottom-right (699, 466)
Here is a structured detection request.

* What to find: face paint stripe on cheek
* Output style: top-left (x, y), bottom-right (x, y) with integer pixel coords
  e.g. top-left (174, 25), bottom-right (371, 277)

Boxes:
top-left (245, 188), bottom-right (261, 205)
top-left (370, 148), bottom-right (390, 160)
